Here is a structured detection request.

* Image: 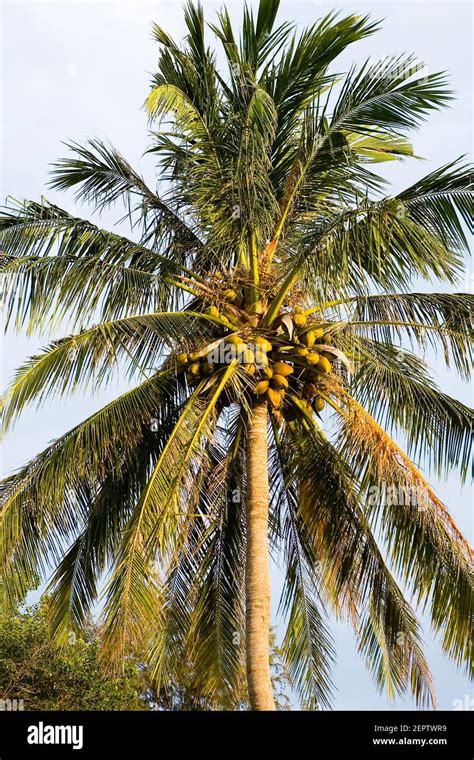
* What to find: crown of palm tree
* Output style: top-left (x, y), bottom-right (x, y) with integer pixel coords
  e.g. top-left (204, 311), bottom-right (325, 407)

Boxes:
top-left (0, 0), bottom-right (472, 710)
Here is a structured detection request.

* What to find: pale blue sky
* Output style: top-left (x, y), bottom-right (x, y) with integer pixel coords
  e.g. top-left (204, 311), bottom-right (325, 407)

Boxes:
top-left (1, 0), bottom-right (472, 710)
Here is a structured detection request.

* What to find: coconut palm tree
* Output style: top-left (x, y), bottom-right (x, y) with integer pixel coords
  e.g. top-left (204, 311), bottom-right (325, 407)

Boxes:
top-left (0, 0), bottom-right (472, 711)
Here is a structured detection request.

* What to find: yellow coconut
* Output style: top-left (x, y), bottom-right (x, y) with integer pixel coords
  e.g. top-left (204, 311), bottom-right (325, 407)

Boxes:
top-left (302, 330), bottom-right (316, 347)
top-left (254, 336), bottom-right (273, 352)
top-left (293, 313), bottom-right (307, 328)
top-left (294, 346), bottom-right (309, 357)
top-left (317, 356), bottom-right (331, 373)
top-left (314, 397), bottom-right (325, 412)
top-left (243, 363), bottom-right (256, 374)
top-left (224, 289), bottom-right (237, 301)
top-left (272, 374), bottom-right (289, 390)
top-left (253, 380), bottom-right (270, 395)
top-left (267, 387), bottom-right (283, 408)
top-left (205, 305), bottom-right (220, 318)
top-left (262, 367), bottom-right (274, 379)
top-left (202, 362), bottom-right (214, 376)
top-left (272, 362), bottom-right (294, 376)
top-left (226, 334), bottom-right (242, 345)
top-left (188, 362), bottom-right (201, 377)
top-left (306, 352), bottom-right (320, 366)
top-left (176, 353), bottom-right (188, 364)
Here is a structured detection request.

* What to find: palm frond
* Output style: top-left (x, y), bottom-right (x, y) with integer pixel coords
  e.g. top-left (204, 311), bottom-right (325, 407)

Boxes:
top-left (398, 158), bottom-right (473, 245)
top-left (299, 194), bottom-right (465, 295)
top-left (344, 130), bottom-right (415, 163)
top-left (188, 414), bottom-right (247, 705)
top-left (330, 55), bottom-right (452, 135)
top-left (49, 139), bottom-right (203, 248)
top-left (337, 396), bottom-right (473, 675)
top-left (267, 12), bottom-right (379, 156)
top-left (270, 429), bottom-right (335, 709)
top-left (100, 363), bottom-right (239, 667)
top-left (282, 421), bottom-right (436, 707)
top-left (0, 198), bottom-right (199, 330)
top-left (341, 337), bottom-right (473, 480)
top-left (0, 371), bottom-right (180, 607)
top-left (0, 310), bottom-right (221, 432)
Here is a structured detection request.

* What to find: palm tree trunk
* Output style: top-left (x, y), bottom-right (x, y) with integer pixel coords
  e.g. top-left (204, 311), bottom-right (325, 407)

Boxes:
top-left (245, 398), bottom-right (275, 710)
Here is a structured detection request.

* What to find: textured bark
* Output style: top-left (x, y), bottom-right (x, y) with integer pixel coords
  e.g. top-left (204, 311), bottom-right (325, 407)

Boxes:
top-left (245, 399), bottom-right (275, 710)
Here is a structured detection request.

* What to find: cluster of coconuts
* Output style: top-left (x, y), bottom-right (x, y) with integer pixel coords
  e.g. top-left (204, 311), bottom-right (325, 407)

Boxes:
top-left (175, 293), bottom-right (336, 415)
top-left (252, 360), bottom-right (294, 409)
top-left (254, 308), bottom-right (337, 414)
top-left (286, 308), bottom-right (332, 376)
top-left (202, 304), bottom-right (234, 328)
top-left (176, 351), bottom-right (215, 379)
top-left (175, 334), bottom-right (267, 381)
top-left (203, 275), bottom-right (265, 326)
